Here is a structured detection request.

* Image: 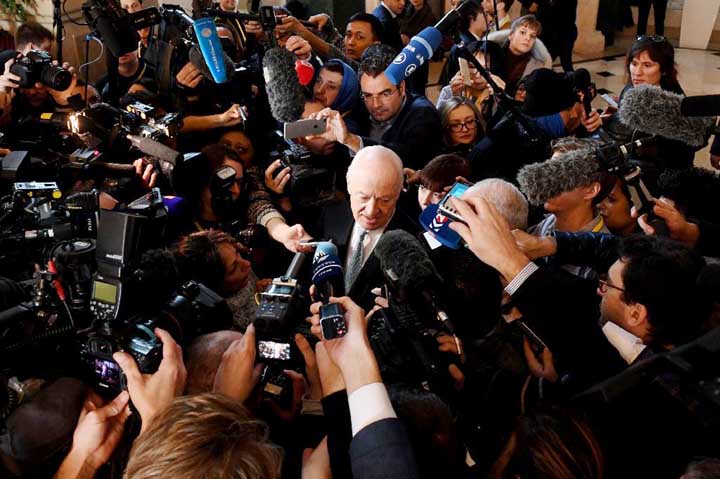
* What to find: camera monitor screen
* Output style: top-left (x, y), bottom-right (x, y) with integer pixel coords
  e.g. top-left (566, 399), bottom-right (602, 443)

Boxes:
top-left (258, 340), bottom-right (291, 361)
top-left (93, 280), bottom-right (117, 304)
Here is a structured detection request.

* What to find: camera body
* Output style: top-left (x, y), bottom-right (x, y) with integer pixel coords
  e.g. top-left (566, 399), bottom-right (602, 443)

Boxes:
top-left (79, 319), bottom-right (162, 391)
top-left (269, 137), bottom-right (336, 209)
top-left (10, 50), bottom-right (72, 91)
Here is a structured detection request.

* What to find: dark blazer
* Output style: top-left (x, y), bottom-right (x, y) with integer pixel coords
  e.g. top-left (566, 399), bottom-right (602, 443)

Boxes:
top-left (312, 200), bottom-right (420, 311)
top-left (351, 418), bottom-right (419, 479)
top-left (371, 4), bottom-right (404, 52)
top-left (353, 93), bottom-right (442, 171)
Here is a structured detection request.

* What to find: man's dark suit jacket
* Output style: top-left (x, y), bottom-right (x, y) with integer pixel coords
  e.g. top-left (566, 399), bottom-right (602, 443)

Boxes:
top-left (351, 418), bottom-right (419, 479)
top-left (352, 93), bottom-right (442, 171)
top-left (312, 200), bottom-right (419, 311)
top-left (371, 4), bottom-right (404, 52)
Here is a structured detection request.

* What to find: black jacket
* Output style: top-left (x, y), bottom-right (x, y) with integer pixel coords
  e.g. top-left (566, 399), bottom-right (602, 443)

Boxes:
top-left (311, 200), bottom-right (420, 311)
top-left (353, 93), bottom-right (442, 171)
top-left (351, 418), bottom-right (419, 479)
top-left (510, 266), bottom-right (626, 391)
top-left (371, 4), bottom-right (404, 52)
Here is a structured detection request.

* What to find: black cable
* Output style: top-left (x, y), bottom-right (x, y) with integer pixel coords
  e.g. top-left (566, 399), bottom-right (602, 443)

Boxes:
top-left (63, 0), bottom-right (88, 26)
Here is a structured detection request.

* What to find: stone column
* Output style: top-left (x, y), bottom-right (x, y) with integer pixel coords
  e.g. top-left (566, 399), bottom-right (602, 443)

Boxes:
top-left (574, 0), bottom-right (606, 56)
top-left (680, 0), bottom-right (720, 49)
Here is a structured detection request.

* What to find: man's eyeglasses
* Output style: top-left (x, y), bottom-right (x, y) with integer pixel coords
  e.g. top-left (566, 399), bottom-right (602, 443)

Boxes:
top-left (636, 34), bottom-right (666, 43)
top-left (598, 275), bottom-right (625, 294)
top-left (360, 88), bottom-right (399, 103)
top-left (447, 119), bottom-right (479, 132)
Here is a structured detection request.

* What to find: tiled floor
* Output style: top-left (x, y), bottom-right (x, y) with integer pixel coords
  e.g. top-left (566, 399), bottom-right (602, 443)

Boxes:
top-left (427, 40), bottom-right (720, 169)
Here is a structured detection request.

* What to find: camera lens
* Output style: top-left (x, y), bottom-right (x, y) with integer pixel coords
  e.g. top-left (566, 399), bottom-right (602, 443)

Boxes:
top-left (41, 64), bottom-right (72, 91)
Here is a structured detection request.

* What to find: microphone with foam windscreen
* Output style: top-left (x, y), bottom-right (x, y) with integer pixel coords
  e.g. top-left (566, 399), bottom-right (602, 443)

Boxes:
top-left (385, 27), bottom-right (443, 86)
top-left (384, 0), bottom-right (477, 85)
top-left (618, 84), bottom-right (715, 147)
top-left (311, 241), bottom-right (345, 302)
top-left (517, 149), bottom-right (602, 206)
top-left (311, 242), bottom-right (348, 340)
top-left (262, 47), bottom-right (306, 123)
top-left (192, 17), bottom-right (228, 83)
top-left (374, 230), bottom-right (458, 339)
top-left (419, 203), bottom-right (464, 249)
top-left (188, 45), bottom-right (234, 85)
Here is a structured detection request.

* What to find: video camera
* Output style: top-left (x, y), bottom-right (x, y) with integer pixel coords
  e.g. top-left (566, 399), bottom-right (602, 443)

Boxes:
top-left (0, 183), bottom-right (98, 267)
top-left (82, 0), bottom-right (160, 57)
top-left (10, 50), bottom-right (72, 91)
top-left (69, 102), bottom-right (181, 150)
top-left (268, 133), bottom-right (337, 209)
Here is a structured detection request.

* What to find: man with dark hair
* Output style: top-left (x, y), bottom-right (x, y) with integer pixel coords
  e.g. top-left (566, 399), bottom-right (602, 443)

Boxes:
top-left (0, 22), bottom-right (98, 128)
top-left (310, 44), bottom-right (441, 170)
top-left (606, 235), bottom-right (708, 349)
top-left (371, 0), bottom-right (405, 52)
top-left (273, 11), bottom-right (382, 70)
top-left (14, 22), bottom-right (54, 52)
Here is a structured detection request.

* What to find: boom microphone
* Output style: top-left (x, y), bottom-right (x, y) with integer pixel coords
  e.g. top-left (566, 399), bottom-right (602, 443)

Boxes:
top-left (680, 94), bottom-right (720, 117)
top-left (311, 241), bottom-right (345, 302)
top-left (517, 148), bottom-right (601, 206)
top-left (262, 47), bottom-right (305, 123)
top-left (618, 84), bottom-right (715, 147)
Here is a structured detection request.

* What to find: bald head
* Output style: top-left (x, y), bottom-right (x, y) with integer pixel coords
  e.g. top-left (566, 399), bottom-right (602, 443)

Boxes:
top-left (185, 330), bottom-right (243, 395)
top-left (464, 179), bottom-right (529, 231)
top-left (346, 146), bottom-right (404, 231)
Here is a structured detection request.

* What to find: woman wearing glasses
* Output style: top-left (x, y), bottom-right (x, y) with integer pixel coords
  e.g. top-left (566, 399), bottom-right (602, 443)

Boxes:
top-left (439, 97), bottom-right (485, 158)
top-left (604, 35), bottom-right (697, 171)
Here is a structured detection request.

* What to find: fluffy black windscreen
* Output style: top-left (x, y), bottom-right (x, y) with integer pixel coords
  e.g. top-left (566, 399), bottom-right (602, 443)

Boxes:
top-left (262, 47), bottom-right (305, 123)
top-left (374, 230), bottom-right (440, 291)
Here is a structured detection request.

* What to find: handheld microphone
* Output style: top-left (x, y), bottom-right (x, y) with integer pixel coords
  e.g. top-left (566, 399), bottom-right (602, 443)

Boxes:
top-left (295, 60), bottom-right (315, 87)
top-left (618, 84), bottom-right (715, 147)
top-left (419, 203), bottom-right (464, 249)
top-left (311, 242), bottom-right (347, 340)
top-left (192, 17), bottom-right (228, 84)
top-left (384, 27), bottom-right (443, 85)
top-left (126, 134), bottom-right (182, 176)
top-left (310, 241), bottom-right (345, 302)
top-left (262, 47), bottom-right (306, 123)
top-left (384, 0), bottom-right (477, 85)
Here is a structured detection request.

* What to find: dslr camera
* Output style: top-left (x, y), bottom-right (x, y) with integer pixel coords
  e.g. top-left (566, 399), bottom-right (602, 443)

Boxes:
top-left (79, 318), bottom-right (162, 392)
top-left (10, 50), bottom-right (72, 91)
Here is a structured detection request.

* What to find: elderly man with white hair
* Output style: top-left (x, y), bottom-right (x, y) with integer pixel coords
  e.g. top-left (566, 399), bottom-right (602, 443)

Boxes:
top-left (312, 145), bottom-right (419, 310)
